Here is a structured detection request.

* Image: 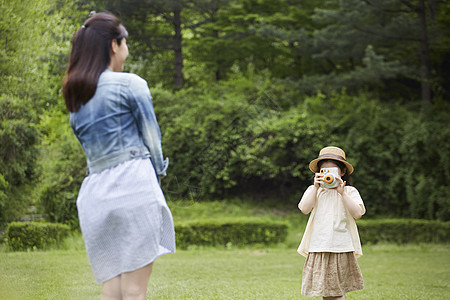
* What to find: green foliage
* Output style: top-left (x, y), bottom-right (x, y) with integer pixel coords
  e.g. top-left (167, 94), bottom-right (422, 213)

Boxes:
top-left (0, 0), bottom-right (77, 227)
top-left (155, 81), bottom-right (257, 197)
top-left (319, 92), bottom-right (412, 218)
top-left (77, 0), bottom-right (450, 100)
top-left (37, 109), bottom-right (86, 228)
top-left (0, 96), bottom-right (39, 186)
top-left (293, 45), bottom-right (411, 96)
top-left (358, 219), bottom-right (450, 244)
top-left (156, 75), bottom-right (311, 199)
top-left (0, 96), bottom-right (39, 227)
top-left (396, 105), bottom-right (450, 221)
top-left (157, 82), bottom-right (450, 221)
top-left (309, 0), bottom-right (447, 101)
top-left (0, 0), bottom-right (448, 226)
top-left (5, 222), bottom-right (70, 251)
top-left (175, 218), bottom-right (288, 249)
top-left (0, 0), bottom-right (73, 109)
top-left (0, 174), bottom-right (8, 212)
top-left (301, 92), bottom-right (450, 220)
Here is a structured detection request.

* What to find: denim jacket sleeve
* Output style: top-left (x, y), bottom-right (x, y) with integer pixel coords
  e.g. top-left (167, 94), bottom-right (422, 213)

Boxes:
top-left (127, 75), bottom-right (169, 176)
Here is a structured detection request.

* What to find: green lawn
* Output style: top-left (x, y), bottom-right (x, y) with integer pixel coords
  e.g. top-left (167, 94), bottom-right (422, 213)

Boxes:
top-left (1, 202), bottom-right (449, 299)
top-left (0, 243), bottom-right (449, 299)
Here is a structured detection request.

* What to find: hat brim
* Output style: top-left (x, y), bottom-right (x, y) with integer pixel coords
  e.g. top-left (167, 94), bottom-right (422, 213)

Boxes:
top-left (309, 157), bottom-right (354, 175)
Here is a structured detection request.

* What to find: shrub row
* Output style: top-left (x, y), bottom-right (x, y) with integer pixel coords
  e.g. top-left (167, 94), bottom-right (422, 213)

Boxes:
top-left (357, 219), bottom-right (450, 244)
top-left (6, 219), bottom-right (447, 252)
top-left (175, 218), bottom-right (289, 249)
top-left (6, 222), bottom-right (70, 251)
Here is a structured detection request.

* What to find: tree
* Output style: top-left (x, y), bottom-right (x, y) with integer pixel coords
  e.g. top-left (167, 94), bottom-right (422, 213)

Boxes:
top-left (187, 0), bottom-right (297, 81)
top-left (248, 0), bottom-right (322, 79)
top-left (311, 0), bottom-right (448, 102)
top-left (0, 96), bottom-right (39, 227)
top-left (184, 0), bottom-right (233, 81)
top-left (0, 0), bottom-right (74, 227)
top-left (100, 0), bottom-right (190, 88)
top-left (38, 109), bottom-right (86, 227)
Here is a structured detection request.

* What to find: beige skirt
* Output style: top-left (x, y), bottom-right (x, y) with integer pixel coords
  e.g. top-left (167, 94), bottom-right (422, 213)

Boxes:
top-left (302, 252), bottom-right (364, 297)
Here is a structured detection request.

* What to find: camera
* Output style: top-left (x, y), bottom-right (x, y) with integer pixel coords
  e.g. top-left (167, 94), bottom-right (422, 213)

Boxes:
top-left (320, 167), bottom-right (340, 189)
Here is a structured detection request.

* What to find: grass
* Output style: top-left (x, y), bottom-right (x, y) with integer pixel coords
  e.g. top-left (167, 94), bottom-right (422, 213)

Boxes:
top-left (0, 243), bottom-right (449, 299)
top-left (1, 201), bottom-right (449, 299)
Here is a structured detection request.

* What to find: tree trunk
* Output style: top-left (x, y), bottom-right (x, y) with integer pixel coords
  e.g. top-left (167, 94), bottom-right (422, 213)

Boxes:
top-left (213, 28), bottom-right (222, 81)
top-left (173, 6), bottom-right (183, 88)
top-left (417, 0), bottom-right (431, 103)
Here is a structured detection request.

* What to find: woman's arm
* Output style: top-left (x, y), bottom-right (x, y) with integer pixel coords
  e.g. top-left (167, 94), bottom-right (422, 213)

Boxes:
top-left (128, 75), bottom-right (169, 176)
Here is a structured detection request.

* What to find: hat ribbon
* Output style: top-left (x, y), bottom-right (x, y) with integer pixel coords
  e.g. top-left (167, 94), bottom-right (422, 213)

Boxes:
top-left (317, 153), bottom-right (346, 161)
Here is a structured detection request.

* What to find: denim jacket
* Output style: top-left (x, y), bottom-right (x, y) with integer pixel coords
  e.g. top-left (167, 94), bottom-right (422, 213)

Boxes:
top-left (70, 69), bottom-right (169, 176)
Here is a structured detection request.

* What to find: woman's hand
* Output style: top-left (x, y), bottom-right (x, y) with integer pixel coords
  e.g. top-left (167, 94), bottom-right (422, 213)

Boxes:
top-left (336, 177), bottom-right (346, 195)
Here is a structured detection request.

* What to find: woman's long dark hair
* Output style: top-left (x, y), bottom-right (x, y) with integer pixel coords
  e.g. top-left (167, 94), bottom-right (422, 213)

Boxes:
top-left (63, 13), bottom-right (128, 112)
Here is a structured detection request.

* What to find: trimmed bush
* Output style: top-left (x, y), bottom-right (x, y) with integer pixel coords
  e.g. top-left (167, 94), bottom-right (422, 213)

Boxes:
top-left (175, 218), bottom-right (289, 249)
top-left (6, 222), bottom-right (70, 251)
top-left (357, 219), bottom-right (450, 245)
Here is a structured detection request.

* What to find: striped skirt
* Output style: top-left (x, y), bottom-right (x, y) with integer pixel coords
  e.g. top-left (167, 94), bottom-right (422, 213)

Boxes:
top-left (76, 158), bottom-right (175, 283)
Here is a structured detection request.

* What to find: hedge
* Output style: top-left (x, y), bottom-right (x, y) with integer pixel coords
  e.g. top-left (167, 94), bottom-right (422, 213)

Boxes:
top-left (357, 219), bottom-right (450, 244)
top-left (175, 218), bottom-right (289, 249)
top-left (6, 222), bottom-right (70, 251)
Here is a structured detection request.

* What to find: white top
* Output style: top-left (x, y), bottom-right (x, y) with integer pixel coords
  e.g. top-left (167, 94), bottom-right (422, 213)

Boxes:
top-left (297, 185), bottom-right (365, 258)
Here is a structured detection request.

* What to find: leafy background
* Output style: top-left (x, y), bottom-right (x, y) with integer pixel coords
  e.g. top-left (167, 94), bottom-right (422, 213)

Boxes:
top-left (1, 0), bottom-right (449, 230)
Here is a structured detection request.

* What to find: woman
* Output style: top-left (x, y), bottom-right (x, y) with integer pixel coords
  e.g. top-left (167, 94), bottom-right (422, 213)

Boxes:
top-left (63, 12), bottom-right (175, 299)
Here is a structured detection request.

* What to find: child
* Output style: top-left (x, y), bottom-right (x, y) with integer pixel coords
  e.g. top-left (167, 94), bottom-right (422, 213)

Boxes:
top-left (298, 146), bottom-right (365, 300)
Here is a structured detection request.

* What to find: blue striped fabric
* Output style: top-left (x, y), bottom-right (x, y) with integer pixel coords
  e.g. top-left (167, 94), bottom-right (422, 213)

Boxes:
top-left (76, 158), bottom-right (175, 283)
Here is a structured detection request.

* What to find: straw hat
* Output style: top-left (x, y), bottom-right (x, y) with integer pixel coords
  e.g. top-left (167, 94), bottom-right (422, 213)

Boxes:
top-left (309, 146), bottom-right (354, 175)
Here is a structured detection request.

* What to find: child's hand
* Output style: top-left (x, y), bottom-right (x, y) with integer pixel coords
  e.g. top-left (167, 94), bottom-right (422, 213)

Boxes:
top-left (336, 177), bottom-right (346, 195)
top-left (314, 173), bottom-right (323, 188)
